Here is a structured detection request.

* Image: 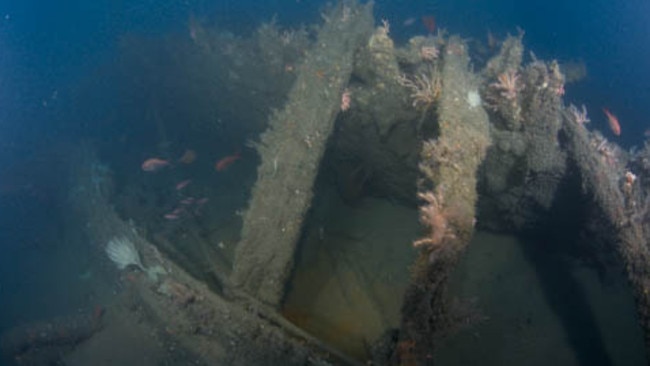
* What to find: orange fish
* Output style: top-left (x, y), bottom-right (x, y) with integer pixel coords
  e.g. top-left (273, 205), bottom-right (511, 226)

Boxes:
top-left (141, 158), bottom-right (170, 172)
top-left (602, 108), bottom-right (621, 136)
top-left (215, 152), bottom-right (241, 172)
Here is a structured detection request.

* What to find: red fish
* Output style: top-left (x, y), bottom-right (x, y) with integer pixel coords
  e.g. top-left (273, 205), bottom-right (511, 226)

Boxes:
top-left (141, 158), bottom-right (170, 172)
top-left (175, 179), bottom-right (192, 190)
top-left (422, 16), bottom-right (435, 33)
top-left (164, 207), bottom-right (184, 220)
top-left (215, 152), bottom-right (241, 172)
top-left (602, 108), bottom-right (621, 136)
top-left (180, 197), bottom-right (195, 205)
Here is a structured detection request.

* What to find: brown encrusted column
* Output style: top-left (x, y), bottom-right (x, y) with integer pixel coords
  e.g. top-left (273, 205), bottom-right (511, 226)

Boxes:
top-left (398, 36), bottom-right (491, 362)
top-left (230, 1), bottom-right (374, 306)
top-left (564, 114), bottom-right (650, 361)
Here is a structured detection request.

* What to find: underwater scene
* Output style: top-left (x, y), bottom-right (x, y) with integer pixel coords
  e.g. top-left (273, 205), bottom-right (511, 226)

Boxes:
top-left (1, 0), bottom-right (650, 365)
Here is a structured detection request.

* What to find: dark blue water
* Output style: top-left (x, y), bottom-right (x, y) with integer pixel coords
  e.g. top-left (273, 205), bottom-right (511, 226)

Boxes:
top-left (1, 0), bottom-right (648, 147)
top-left (0, 0), bottom-right (640, 306)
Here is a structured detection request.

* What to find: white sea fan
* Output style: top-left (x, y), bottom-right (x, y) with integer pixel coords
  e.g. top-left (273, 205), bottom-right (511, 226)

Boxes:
top-left (105, 237), bottom-right (145, 271)
top-left (467, 90), bottom-right (481, 108)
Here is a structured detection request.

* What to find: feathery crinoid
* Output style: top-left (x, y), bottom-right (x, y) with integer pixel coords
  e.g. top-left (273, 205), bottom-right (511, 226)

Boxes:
top-left (490, 69), bottom-right (522, 100)
top-left (413, 187), bottom-right (456, 250)
top-left (398, 68), bottom-right (442, 110)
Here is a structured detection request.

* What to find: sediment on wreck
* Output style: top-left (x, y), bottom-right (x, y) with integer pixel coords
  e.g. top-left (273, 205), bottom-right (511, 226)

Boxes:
top-left (564, 117), bottom-right (650, 360)
top-left (230, 1), bottom-right (374, 306)
top-left (398, 36), bottom-right (491, 361)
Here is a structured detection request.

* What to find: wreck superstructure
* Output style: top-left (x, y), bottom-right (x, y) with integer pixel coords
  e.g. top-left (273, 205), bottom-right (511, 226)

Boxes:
top-left (4, 1), bottom-right (650, 365)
